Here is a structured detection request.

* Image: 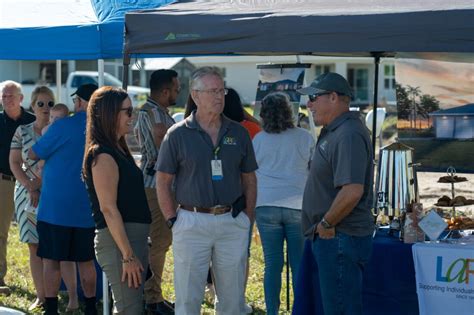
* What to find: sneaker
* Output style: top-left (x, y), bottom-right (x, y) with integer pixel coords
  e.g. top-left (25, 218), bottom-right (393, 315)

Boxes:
top-left (146, 300), bottom-right (175, 315)
top-left (242, 303), bottom-right (253, 314)
top-left (28, 298), bottom-right (44, 312)
top-left (0, 280), bottom-right (10, 295)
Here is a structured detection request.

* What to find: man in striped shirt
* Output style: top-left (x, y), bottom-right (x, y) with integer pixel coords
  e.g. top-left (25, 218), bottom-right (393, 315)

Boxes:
top-left (134, 69), bottom-right (180, 315)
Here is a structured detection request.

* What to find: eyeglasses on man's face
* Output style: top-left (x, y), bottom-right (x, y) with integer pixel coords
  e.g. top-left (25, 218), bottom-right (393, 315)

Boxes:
top-left (37, 101), bottom-right (54, 108)
top-left (308, 92), bottom-right (332, 102)
top-left (194, 88), bottom-right (228, 97)
top-left (72, 96), bottom-right (83, 104)
top-left (120, 107), bottom-right (133, 118)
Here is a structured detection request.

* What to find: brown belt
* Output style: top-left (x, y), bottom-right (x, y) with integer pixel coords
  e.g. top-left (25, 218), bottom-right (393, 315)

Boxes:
top-left (0, 174), bottom-right (15, 182)
top-left (180, 204), bottom-right (232, 215)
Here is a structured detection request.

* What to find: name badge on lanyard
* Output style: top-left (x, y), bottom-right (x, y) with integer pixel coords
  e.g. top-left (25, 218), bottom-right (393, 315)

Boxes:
top-left (211, 146), bottom-right (223, 181)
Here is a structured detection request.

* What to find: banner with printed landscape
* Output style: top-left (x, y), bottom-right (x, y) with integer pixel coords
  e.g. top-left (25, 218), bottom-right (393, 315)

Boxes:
top-left (395, 53), bottom-right (474, 173)
top-left (254, 64), bottom-right (310, 128)
top-left (412, 242), bottom-right (474, 315)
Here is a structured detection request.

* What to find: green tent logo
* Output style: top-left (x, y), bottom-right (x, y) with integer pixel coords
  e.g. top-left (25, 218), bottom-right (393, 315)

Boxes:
top-left (165, 32), bottom-right (176, 41)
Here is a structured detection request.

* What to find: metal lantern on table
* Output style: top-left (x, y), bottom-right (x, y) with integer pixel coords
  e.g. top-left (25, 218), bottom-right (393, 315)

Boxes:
top-left (375, 142), bottom-right (420, 236)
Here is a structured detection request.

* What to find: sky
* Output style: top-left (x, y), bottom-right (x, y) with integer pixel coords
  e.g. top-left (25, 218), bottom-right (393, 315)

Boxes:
top-left (395, 54), bottom-right (474, 108)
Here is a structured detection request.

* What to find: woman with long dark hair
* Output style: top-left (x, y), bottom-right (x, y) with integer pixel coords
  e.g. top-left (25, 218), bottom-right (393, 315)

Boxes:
top-left (82, 86), bottom-right (151, 314)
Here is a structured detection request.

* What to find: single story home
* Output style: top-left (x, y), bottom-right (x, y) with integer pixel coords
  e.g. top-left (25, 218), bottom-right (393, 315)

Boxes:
top-left (429, 104), bottom-right (474, 139)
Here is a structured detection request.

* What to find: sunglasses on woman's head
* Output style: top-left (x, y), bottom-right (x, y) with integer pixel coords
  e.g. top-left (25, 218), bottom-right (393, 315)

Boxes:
top-left (37, 101), bottom-right (55, 108)
top-left (120, 107), bottom-right (133, 117)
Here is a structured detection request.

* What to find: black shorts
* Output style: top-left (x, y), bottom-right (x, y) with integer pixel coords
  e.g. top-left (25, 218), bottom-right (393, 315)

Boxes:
top-left (37, 221), bottom-right (95, 262)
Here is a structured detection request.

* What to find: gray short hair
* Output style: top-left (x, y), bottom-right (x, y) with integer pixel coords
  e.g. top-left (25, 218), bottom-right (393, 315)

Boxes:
top-left (1, 80), bottom-right (23, 95)
top-left (190, 67), bottom-right (223, 90)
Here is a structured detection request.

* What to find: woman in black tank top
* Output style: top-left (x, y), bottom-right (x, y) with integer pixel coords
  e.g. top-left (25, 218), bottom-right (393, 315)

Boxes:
top-left (82, 87), bottom-right (151, 314)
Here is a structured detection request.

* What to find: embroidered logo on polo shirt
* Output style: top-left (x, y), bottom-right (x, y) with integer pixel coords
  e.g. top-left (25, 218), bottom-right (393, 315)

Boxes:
top-left (319, 140), bottom-right (328, 153)
top-left (223, 136), bottom-right (237, 145)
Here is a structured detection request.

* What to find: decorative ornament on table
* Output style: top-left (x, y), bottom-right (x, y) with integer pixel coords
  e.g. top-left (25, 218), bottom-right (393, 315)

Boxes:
top-left (403, 202), bottom-right (425, 243)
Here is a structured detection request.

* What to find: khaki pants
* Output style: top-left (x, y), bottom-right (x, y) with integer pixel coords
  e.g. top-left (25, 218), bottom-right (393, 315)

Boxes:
top-left (0, 178), bottom-right (15, 282)
top-left (144, 187), bottom-right (172, 304)
top-left (95, 223), bottom-right (150, 314)
top-left (172, 209), bottom-right (250, 315)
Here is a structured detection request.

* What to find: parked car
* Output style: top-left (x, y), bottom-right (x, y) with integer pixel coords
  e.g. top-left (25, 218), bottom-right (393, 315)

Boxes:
top-left (20, 71), bottom-right (149, 111)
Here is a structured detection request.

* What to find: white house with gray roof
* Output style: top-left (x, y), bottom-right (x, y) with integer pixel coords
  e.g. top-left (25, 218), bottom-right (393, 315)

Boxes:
top-left (429, 104), bottom-right (474, 139)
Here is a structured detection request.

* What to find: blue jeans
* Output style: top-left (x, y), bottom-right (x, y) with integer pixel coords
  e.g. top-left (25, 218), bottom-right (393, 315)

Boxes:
top-left (312, 231), bottom-right (373, 315)
top-left (255, 206), bottom-right (304, 315)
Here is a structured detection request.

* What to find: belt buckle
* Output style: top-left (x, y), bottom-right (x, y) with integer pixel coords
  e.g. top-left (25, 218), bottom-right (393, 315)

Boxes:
top-left (1, 174), bottom-right (13, 182)
top-left (210, 205), bottom-right (226, 215)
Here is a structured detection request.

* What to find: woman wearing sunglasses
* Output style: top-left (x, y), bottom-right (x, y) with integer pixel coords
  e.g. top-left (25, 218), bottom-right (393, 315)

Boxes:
top-left (83, 86), bottom-right (151, 314)
top-left (9, 86), bottom-right (79, 312)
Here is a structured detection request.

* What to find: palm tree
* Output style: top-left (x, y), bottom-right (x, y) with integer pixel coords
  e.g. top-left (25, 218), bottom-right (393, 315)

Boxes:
top-left (406, 85), bottom-right (421, 129)
top-left (420, 94), bottom-right (440, 127)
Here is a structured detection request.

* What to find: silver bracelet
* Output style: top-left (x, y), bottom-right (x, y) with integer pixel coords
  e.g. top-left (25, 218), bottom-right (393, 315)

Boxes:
top-left (121, 254), bottom-right (135, 264)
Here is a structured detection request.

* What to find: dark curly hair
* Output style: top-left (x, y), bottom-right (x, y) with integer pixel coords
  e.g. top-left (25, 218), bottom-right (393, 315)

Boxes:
top-left (260, 92), bottom-right (294, 133)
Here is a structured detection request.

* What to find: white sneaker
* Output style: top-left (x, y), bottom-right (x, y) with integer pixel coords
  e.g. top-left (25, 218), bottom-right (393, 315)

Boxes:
top-left (242, 303), bottom-right (253, 314)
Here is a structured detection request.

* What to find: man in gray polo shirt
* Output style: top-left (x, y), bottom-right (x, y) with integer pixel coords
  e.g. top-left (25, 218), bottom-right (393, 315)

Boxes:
top-left (298, 72), bottom-right (374, 315)
top-left (156, 67), bottom-right (257, 315)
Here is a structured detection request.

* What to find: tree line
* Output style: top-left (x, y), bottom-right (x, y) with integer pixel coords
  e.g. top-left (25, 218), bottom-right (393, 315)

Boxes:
top-left (396, 84), bottom-right (440, 129)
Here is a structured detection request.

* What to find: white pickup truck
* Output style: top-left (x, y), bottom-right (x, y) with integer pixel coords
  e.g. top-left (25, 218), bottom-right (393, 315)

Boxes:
top-left (21, 71), bottom-right (149, 111)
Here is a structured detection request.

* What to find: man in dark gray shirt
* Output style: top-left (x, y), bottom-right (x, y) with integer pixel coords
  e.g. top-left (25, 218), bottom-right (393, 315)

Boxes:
top-left (156, 67), bottom-right (257, 315)
top-left (298, 72), bottom-right (374, 315)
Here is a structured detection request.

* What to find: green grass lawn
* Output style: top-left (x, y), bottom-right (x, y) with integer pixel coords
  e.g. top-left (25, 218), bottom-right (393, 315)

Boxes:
top-left (401, 139), bottom-right (474, 173)
top-left (0, 225), bottom-right (294, 314)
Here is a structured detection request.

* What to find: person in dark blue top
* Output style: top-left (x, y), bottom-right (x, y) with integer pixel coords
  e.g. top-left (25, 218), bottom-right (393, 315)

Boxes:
top-left (83, 86), bottom-right (151, 314)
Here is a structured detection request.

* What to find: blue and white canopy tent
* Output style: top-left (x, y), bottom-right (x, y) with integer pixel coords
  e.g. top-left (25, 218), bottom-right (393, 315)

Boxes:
top-left (0, 1), bottom-right (172, 314)
top-left (0, 0), bottom-right (172, 98)
top-left (0, 0), bottom-right (172, 60)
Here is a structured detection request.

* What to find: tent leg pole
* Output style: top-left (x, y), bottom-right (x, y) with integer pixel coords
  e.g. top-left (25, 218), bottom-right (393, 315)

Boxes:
top-left (98, 59), bottom-right (105, 87)
top-left (56, 60), bottom-right (62, 103)
top-left (102, 272), bottom-right (109, 315)
top-left (122, 54), bottom-right (131, 90)
top-left (371, 52), bottom-right (382, 155)
top-left (371, 52), bottom-right (382, 222)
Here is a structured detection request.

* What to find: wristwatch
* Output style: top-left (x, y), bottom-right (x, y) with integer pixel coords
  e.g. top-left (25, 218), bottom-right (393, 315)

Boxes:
top-left (166, 216), bottom-right (177, 229)
top-left (320, 217), bottom-right (334, 229)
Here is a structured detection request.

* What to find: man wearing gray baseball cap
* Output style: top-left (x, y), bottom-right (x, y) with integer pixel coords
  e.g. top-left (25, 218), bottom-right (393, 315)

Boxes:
top-left (298, 72), bottom-right (374, 315)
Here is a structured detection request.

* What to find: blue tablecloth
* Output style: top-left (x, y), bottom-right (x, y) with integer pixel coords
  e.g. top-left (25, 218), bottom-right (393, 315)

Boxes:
top-left (293, 229), bottom-right (419, 315)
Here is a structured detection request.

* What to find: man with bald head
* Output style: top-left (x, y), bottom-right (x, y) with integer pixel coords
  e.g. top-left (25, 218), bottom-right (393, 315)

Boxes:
top-left (0, 80), bottom-right (35, 294)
